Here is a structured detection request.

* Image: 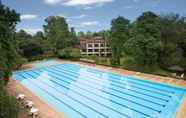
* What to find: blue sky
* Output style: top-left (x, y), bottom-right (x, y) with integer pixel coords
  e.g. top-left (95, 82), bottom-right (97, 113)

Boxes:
top-left (3, 0), bottom-right (186, 34)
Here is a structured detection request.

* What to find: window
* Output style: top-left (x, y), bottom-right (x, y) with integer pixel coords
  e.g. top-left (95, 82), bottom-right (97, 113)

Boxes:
top-left (95, 49), bottom-right (99, 52)
top-left (88, 44), bottom-right (92, 47)
top-left (107, 49), bottom-right (111, 52)
top-left (88, 49), bottom-right (93, 52)
top-left (101, 49), bottom-right (105, 52)
top-left (94, 44), bottom-right (99, 47)
top-left (101, 43), bottom-right (104, 47)
top-left (82, 49), bottom-right (86, 52)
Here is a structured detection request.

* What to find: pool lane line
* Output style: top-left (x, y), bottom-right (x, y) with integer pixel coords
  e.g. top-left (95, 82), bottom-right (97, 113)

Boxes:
top-left (31, 69), bottom-right (161, 114)
top-left (57, 65), bottom-right (172, 98)
top-left (37, 67), bottom-right (166, 107)
top-left (38, 67), bottom-right (167, 107)
top-left (15, 63), bottom-right (175, 95)
top-left (61, 65), bottom-right (173, 97)
top-left (25, 71), bottom-right (155, 118)
top-left (16, 73), bottom-right (88, 118)
top-left (64, 64), bottom-right (175, 94)
top-left (68, 63), bottom-right (177, 94)
top-left (23, 72), bottom-right (130, 118)
top-left (87, 69), bottom-right (173, 97)
top-left (54, 66), bottom-right (170, 101)
top-left (18, 73), bottom-right (110, 118)
top-left (52, 66), bottom-right (169, 102)
top-left (14, 64), bottom-right (170, 102)
top-left (41, 68), bottom-right (163, 113)
top-left (16, 66), bottom-right (167, 106)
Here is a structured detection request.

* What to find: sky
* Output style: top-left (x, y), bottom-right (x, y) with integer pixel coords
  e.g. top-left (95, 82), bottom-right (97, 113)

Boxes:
top-left (2, 0), bottom-right (186, 35)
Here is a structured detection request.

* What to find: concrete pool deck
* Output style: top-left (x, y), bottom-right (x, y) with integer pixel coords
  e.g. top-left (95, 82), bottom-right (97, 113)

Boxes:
top-left (10, 59), bottom-right (186, 118)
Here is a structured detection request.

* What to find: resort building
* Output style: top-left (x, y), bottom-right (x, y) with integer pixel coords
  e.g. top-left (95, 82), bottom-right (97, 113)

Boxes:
top-left (80, 36), bottom-right (112, 57)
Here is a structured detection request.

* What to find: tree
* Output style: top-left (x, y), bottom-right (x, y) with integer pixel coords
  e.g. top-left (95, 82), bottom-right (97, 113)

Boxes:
top-left (77, 31), bottom-right (85, 38)
top-left (44, 16), bottom-right (70, 53)
top-left (20, 40), bottom-right (43, 59)
top-left (124, 11), bottom-right (162, 66)
top-left (0, 5), bottom-right (22, 84)
top-left (125, 34), bottom-right (162, 66)
top-left (33, 31), bottom-right (44, 40)
top-left (70, 27), bottom-right (78, 46)
top-left (110, 16), bottom-right (130, 65)
top-left (159, 14), bottom-right (186, 68)
top-left (15, 29), bottom-right (32, 54)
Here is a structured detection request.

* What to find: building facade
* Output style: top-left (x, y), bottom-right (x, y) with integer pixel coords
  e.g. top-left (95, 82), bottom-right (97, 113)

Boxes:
top-left (80, 36), bottom-right (111, 57)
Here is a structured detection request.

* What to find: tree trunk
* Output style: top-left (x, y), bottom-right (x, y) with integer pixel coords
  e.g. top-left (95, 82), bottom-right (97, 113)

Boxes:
top-left (3, 77), bottom-right (9, 85)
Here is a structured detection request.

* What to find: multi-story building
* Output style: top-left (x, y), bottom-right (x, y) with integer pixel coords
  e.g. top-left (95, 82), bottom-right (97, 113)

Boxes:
top-left (80, 36), bottom-right (111, 57)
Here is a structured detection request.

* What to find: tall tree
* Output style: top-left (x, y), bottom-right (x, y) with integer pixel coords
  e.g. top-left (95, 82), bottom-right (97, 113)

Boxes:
top-left (125, 11), bottom-right (162, 66)
top-left (0, 5), bottom-right (21, 84)
top-left (44, 16), bottom-right (70, 53)
top-left (77, 31), bottom-right (85, 38)
top-left (70, 27), bottom-right (78, 46)
top-left (33, 31), bottom-right (44, 40)
top-left (159, 14), bottom-right (186, 68)
top-left (110, 16), bottom-right (130, 65)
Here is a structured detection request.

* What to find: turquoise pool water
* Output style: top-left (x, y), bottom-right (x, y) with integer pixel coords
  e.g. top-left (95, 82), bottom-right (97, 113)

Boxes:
top-left (13, 63), bottom-right (186, 118)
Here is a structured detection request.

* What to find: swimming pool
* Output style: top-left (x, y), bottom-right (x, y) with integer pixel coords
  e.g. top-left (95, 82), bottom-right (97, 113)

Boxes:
top-left (13, 63), bottom-right (186, 118)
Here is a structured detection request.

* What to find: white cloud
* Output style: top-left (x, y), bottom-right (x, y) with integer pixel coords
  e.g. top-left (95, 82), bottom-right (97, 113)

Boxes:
top-left (58, 14), bottom-right (87, 20)
top-left (69, 14), bottom-right (86, 19)
top-left (69, 21), bottom-right (99, 28)
top-left (18, 28), bottom-right (43, 35)
top-left (45, 0), bottom-right (114, 6)
top-left (44, 0), bottom-right (61, 5)
top-left (64, 0), bottom-right (114, 6)
top-left (21, 14), bottom-right (38, 20)
top-left (81, 21), bottom-right (99, 26)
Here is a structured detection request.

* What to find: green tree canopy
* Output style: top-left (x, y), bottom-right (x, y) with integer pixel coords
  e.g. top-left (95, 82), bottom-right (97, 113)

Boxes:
top-left (110, 16), bottom-right (130, 65)
top-left (0, 5), bottom-right (22, 84)
top-left (44, 16), bottom-right (70, 53)
top-left (159, 14), bottom-right (186, 68)
top-left (124, 11), bottom-right (162, 66)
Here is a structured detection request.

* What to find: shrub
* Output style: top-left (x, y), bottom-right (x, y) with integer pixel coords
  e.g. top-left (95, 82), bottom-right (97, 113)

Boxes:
top-left (96, 57), bottom-right (111, 66)
top-left (14, 57), bottom-right (28, 70)
top-left (57, 47), bottom-right (80, 60)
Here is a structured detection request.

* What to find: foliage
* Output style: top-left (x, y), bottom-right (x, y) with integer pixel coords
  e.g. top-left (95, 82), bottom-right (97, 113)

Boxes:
top-left (44, 16), bottom-right (71, 53)
top-left (110, 16), bottom-right (130, 65)
top-left (135, 11), bottom-right (161, 39)
top-left (19, 40), bottom-right (44, 59)
top-left (57, 47), bottom-right (80, 60)
top-left (0, 5), bottom-right (23, 84)
top-left (70, 27), bottom-right (78, 46)
top-left (125, 34), bottom-right (162, 66)
top-left (95, 57), bottom-right (111, 66)
top-left (124, 11), bottom-right (162, 66)
top-left (15, 29), bottom-right (55, 60)
top-left (0, 81), bottom-right (19, 118)
top-left (159, 14), bottom-right (186, 68)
